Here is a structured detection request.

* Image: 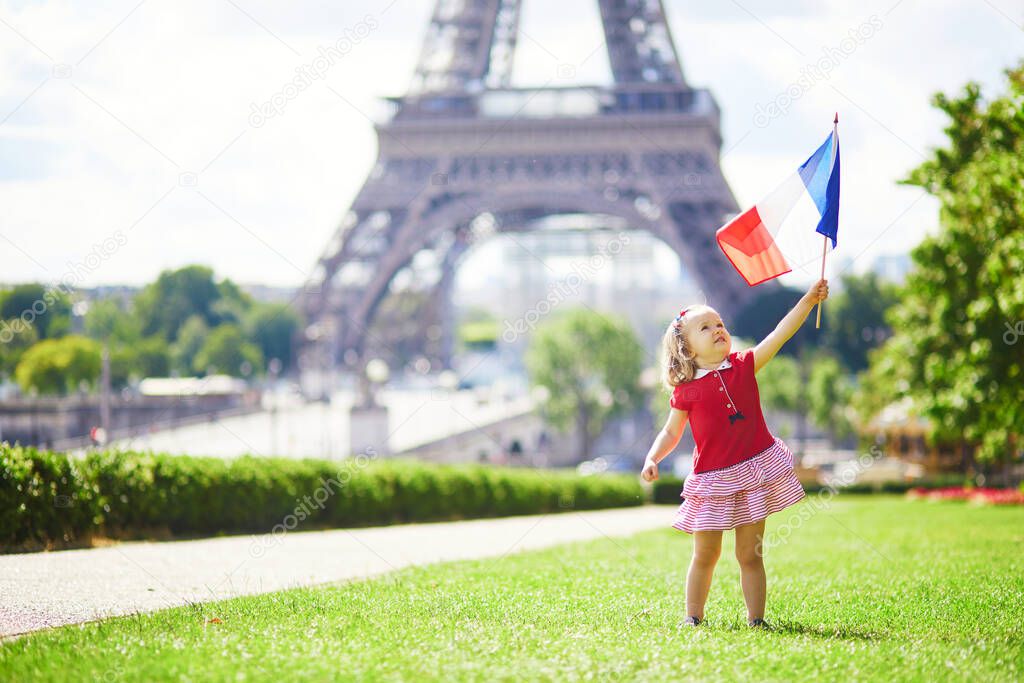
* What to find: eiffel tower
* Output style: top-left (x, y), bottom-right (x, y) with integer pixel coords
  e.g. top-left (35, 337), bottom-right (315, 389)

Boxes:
top-left (298, 0), bottom-right (761, 382)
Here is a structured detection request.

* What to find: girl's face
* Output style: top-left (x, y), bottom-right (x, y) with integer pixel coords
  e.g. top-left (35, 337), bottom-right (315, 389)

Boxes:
top-left (685, 310), bottom-right (731, 361)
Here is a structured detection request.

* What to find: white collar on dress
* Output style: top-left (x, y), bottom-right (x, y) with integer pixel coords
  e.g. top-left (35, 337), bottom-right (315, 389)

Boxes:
top-left (693, 355), bottom-right (732, 379)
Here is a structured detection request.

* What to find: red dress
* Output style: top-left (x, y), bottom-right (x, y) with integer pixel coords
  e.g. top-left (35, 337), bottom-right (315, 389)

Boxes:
top-left (667, 348), bottom-right (805, 533)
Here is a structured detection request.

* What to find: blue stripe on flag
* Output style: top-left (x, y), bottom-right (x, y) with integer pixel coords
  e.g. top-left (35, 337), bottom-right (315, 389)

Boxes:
top-left (816, 138), bottom-right (840, 248)
top-left (797, 133), bottom-right (834, 215)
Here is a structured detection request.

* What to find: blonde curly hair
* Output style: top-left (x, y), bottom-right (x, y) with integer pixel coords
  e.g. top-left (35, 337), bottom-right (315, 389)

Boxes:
top-left (660, 304), bottom-right (717, 390)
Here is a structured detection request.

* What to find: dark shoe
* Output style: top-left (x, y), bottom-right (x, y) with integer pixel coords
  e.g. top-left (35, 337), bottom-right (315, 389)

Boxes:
top-left (682, 615), bottom-right (703, 627)
top-left (748, 617), bottom-right (769, 629)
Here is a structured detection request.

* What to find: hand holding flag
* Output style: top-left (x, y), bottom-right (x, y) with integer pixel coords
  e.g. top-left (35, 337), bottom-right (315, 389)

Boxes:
top-left (804, 278), bottom-right (830, 307)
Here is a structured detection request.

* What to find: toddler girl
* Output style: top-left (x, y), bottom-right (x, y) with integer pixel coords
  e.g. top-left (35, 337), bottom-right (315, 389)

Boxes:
top-left (640, 278), bottom-right (829, 629)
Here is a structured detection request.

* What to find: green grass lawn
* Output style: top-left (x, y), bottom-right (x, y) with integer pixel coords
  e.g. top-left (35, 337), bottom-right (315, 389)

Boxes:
top-left (2, 496), bottom-right (1022, 681)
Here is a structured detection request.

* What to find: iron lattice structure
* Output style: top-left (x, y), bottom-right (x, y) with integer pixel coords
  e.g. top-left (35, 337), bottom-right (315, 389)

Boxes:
top-left (298, 0), bottom-right (762, 375)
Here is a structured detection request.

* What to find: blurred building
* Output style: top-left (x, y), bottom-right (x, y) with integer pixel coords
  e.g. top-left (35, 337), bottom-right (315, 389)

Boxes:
top-left (870, 253), bottom-right (913, 284)
top-left (862, 397), bottom-right (967, 474)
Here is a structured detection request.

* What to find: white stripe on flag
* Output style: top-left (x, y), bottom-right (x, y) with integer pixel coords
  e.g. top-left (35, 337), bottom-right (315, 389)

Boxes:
top-left (754, 170), bottom-right (831, 277)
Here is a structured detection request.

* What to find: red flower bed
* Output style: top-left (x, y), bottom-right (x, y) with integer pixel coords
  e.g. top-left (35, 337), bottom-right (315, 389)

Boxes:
top-left (906, 486), bottom-right (1024, 505)
top-left (969, 489), bottom-right (1024, 506)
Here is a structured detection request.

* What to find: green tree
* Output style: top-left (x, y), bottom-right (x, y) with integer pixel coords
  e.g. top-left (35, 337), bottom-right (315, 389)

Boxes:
top-left (755, 351), bottom-right (805, 445)
top-left (83, 298), bottom-right (141, 345)
top-left (0, 318), bottom-right (39, 380)
top-left (525, 308), bottom-right (644, 461)
top-left (806, 352), bottom-right (855, 440)
top-left (194, 324), bottom-right (264, 377)
top-left (83, 299), bottom-right (170, 385)
top-left (851, 339), bottom-right (909, 439)
top-left (733, 285), bottom-right (824, 357)
top-left (0, 284), bottom-right (72, 339)
top-left (244, 302), bottom-right (302, 371)
top-left (822, 272), bottom-right (901, 373)
top-left (134, 337), bottom-right (172, 377)
top-left (14, 335), bottom-right (102, 395)
top-left (105, 338), bottom-right (171, 388)
top-left (108, 346), bottom-right (136, 388)
top-left (212, 278), bottom-right (253, 328)
top-left (756, 353), bottom-right (802, 413)
top-left (171, 315), bottom-right (210, 375)
top-left (861, 62), bottom-right (1024, 464)
top-left (134, 265), bottom-right (252, 341)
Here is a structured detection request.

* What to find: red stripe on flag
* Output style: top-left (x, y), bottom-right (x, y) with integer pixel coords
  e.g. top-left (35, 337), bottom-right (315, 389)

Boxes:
top-left (716, 206), bottom-right (792, 286)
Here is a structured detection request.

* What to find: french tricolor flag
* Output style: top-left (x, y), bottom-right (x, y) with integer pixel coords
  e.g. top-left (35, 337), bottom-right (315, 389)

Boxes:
top-left (717, 118), bottom-right (841, 285)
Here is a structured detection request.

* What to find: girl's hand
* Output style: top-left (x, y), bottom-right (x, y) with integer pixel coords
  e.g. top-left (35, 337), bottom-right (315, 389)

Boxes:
top-left (803, 278), bottom-right (829, 305)
top-left (641, 457), bottom-right (659, 482)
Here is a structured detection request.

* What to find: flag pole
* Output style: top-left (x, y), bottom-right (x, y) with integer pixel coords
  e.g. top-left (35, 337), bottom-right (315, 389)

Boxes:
top-left (815, 233), bottom-right (827, 328)
top-left (815, 112), bottom-right (838, 330)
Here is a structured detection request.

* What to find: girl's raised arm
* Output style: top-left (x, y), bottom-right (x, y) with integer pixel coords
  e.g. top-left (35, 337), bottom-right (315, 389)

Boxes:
top-left (752, 278), bottom-right (829, 374)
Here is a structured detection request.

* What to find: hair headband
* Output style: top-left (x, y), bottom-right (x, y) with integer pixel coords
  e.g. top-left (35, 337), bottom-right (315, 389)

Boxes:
top-left (671, 308), bottom-right (688, 332)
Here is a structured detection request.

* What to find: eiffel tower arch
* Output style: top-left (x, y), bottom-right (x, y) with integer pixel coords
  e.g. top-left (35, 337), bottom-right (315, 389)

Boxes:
top-left (298, 0), bottom-right (768, 380)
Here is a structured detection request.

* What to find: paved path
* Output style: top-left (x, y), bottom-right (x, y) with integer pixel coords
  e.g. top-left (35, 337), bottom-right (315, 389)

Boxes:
top-left (0, 505), bottom-right (679, 639)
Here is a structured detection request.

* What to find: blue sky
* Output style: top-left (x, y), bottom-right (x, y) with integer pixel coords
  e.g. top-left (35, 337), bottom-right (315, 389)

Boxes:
top-left (0, 0), bottom-right (1021, 289)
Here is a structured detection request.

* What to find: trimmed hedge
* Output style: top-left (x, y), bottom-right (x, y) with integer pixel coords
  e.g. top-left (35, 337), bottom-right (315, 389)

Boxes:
top-left (651, 476), bottom-right (685, 504)
top-left (801, 475), bottom-right (970, 495)
top-left (1, 443), bottom-right (645, 552)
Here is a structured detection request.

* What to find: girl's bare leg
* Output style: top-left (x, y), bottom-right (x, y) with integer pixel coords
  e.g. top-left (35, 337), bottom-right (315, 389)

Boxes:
top-left (734, 519), bottom-right (767, 621)
top-left (685, 529), bottom-right (723, 618)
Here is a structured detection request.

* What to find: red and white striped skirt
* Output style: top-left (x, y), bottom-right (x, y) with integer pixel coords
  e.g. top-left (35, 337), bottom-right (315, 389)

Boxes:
top-left (671, 436), bottom-right (805, 533)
